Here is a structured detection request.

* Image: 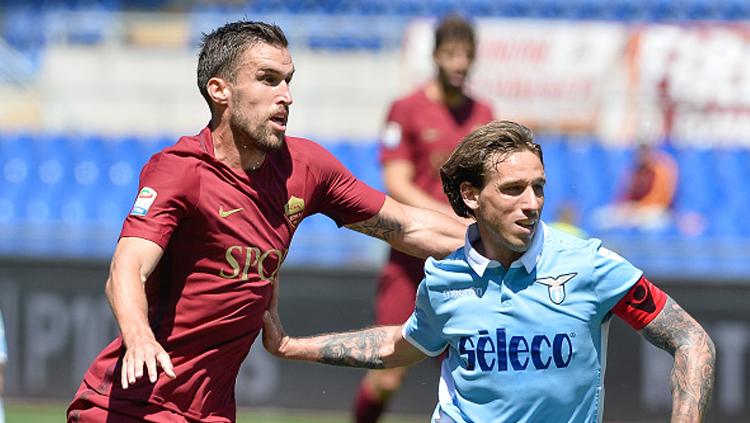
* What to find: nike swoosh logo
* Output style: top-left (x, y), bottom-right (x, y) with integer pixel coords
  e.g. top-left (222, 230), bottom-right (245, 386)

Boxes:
top-left (219, 206), bottom-right (244, 218)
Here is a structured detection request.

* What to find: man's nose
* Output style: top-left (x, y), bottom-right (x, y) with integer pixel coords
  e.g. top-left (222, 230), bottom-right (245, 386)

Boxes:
top-left (522, 187), bottom-right (542, 212)
top-left (279, 81), bottom-right (293, 105)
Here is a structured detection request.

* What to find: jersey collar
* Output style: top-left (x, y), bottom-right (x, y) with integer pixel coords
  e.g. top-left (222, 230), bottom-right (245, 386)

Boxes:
top-left (463, 221), bottom-right (546, 277)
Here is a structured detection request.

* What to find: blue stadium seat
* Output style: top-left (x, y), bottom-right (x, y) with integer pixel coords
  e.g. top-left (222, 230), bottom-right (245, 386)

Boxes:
top-left (96, 135), bottom-right (150, 226)
top-left (349, 141), bottom-right (383, 190)
top-left (672, 147), bottom-right (712, 215)
top-left (0, 132), bottom-right (36, 226)
top-left (600, 0), bottom-right (647, 20)
top-left (493, 0), bottom-right (534, 17)
top-left (720, 0), bottom-right (750, 20)
top-left (536, 135), bottom-right (568, 221)
top-left (646, 0), bottom-right (682, 21)
top-left (683, 0), bottom-right (721, 20)
top-left (3, 7), bottom-right (47, 50)
top-left (527, 0), bottom-right (568, 19)
top-left (566, 139), bottom-right (609, 219)
top-left (562, 0), bottom-right (605, 20)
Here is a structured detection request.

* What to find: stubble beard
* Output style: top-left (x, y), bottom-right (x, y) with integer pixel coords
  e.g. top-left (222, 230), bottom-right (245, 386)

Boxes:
top-left (230, 108), bottom-right (285, 152)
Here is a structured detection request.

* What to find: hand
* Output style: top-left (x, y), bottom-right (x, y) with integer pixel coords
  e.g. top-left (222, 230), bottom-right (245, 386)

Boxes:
top-left (120, 336), bottom-right (176, 389)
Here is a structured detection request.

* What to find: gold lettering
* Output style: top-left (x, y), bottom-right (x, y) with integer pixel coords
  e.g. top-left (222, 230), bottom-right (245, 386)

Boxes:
top-left (219, 245), bottom-right (242, 279)
top-left (258, 248), bottom-right (286, 281)
top-left (242, 247), bottom-right (261, 281)
top-left (219, 245), bottom-right (288, 281)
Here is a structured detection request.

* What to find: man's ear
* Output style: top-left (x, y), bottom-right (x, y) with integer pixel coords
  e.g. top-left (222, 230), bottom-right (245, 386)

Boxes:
top-left (460, 182), bottom-right (480, 213)
top-left (206, 77), bottom-right (231, 106)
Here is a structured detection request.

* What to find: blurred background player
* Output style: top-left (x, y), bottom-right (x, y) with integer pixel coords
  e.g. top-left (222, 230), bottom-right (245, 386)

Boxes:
top-left (592, 141), bottom-right (678, 231)
top-left (354, 14), bottom-right (494, 423)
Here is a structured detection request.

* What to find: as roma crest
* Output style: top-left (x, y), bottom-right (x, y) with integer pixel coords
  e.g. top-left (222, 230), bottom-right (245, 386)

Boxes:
top-left (284, 196), bottom-right (305, 229)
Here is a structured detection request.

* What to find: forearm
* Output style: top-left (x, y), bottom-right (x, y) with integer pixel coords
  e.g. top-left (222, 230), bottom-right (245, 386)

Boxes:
top-left (669, 333), bottom-right (716, 422)
top-left (105, 257), bottom-right (155, 347)
top-left (641, 297), bottom-right (716, 422)
top-left (278, 326), bottom-right (411, 369)
top-left (396, 205), bottom-right (465, 258)
top-left (346, 197), bottom-right (464, 259)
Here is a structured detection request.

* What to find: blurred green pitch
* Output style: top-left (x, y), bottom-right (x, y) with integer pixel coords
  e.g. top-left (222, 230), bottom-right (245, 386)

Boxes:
top-left (6, 400), bottom-right (424, 423)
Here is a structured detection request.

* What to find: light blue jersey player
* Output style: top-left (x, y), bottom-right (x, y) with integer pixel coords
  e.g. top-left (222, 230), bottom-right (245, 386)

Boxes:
top-left (402, 222), bottom-right (638, 422)
top-left (262, 121), bottom-right (715, 423)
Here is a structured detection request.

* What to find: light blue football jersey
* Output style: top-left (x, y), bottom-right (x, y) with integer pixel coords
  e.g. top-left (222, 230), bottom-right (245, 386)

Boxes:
top-left (402, 222), bottom-right (642, 423)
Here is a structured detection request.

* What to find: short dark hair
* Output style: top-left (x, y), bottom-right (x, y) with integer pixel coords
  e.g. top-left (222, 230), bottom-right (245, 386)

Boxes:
top-left (440, 120), bottom-right (543, 218)
top-left (197, 20), bottom-right (288, 110)
top-left (434, 14), bottom-right (476, 53)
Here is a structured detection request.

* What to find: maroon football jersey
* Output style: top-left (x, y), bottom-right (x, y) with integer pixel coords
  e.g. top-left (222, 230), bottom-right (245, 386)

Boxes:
top-left (79, 127), bottom-right (385, 422)
top-left (379, 87), bottom-right (494, 201)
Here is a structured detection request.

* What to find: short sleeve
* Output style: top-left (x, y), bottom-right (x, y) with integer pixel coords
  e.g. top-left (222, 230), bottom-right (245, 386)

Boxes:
top-left (402, 280), bottom-right (448, 356)
top-left (379, 100), bottom-right (414, 164)
top-left (119, 152), bottom-right (199, 249)
top-left (591, 241), bottom-right (644, 315)
top-left (310, 145), bottom-right (385, 226)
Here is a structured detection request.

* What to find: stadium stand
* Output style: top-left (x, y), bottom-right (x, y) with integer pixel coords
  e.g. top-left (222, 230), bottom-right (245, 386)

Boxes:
top-left (1, 131), bottom-right (748, 279)
top-left (1, 0), bottom-right (749, 279)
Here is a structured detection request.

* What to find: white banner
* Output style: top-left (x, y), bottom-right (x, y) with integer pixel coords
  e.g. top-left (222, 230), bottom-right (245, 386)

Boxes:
top-left (632, 24), bottom-right (750, 146)
top-left (402, 19), bottom-right (750, 146)
top-left (400, 19), bottom-right (630, 142)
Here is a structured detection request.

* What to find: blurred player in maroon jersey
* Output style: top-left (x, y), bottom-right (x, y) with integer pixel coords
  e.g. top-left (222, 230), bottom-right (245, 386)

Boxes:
top-left (352, 15), bottom-right (494, 423)
top-left (67, 20), bottom-right (465, 423)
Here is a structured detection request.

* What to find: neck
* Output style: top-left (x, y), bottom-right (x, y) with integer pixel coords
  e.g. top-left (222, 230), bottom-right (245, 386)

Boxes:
top-left (425, 79), bottom-right (466, 109)
top-left (475, 223), bottom-right (523, 270)
top-left (210, 117), bottom-right (266, 171)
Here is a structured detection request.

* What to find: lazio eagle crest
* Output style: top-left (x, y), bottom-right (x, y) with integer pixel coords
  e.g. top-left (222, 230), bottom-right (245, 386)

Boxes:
top-left (534, 273), bottom-right (577, 305)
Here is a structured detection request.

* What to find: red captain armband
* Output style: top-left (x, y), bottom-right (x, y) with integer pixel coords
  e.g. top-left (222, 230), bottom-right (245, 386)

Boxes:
top-left (612, 276), bottom-right (667, 330)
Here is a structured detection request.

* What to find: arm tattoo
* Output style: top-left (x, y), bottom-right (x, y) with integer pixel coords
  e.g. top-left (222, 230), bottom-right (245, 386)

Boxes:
top-left (346, 215), bottom-right (403, 243)
top-left (641, 296), bottom-right (716, 422)
top-left (317, 328), bottom-right (389, 369)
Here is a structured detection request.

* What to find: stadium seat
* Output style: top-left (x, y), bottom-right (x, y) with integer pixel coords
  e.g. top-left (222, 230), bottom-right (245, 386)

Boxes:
top-left (560, 0), bottom-right (612, 20)
top-left (566, 139), bottom-right (609, 219)
top-left (720, 0), bottom-right (750, 20)
top-left (494, 0), bottom-right (533, 18)
top-left (600, 0), bottom-right (646, 20)
top-left (646, 0), bottom-right (681, 21)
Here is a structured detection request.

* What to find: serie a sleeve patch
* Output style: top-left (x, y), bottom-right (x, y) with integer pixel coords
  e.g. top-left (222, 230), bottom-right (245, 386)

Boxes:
top-left (612, 276), bottom-right (667, 330)
top-left (130, 187), bottom-right (158, 216)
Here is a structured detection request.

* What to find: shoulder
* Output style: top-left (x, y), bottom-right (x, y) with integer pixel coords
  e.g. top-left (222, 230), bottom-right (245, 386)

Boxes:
top-left (283, 136), bottom-right (353, 186)
top-left (542, 223), bottom-right (599, 255)
top-left (422, 249), bottom-right (474, 289)
top-left (389, 89), bottom-right (425, 113)
top-left (543, 223), bottom-right (633, 271)
top-left (284, 136), bottom-right (333, 158)
top-left (144, 135), bottom-right (206, 172)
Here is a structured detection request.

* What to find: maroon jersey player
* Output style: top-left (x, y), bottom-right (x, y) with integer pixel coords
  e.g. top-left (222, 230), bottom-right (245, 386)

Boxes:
top-left (354, 15), bottom-right (493, 423)
top-left (67, 21), bottom-right (465, 423)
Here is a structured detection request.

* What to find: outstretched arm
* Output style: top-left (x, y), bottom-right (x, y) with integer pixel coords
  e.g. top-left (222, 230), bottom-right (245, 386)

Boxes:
top-left (262, 307), bottom-right (427, 369)
top-left (345, 196), bottom-right (465, 259)
top-left (106, 237), bottom-right (176, 388)
top-left (639, 296), bottom-right (715, 422)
